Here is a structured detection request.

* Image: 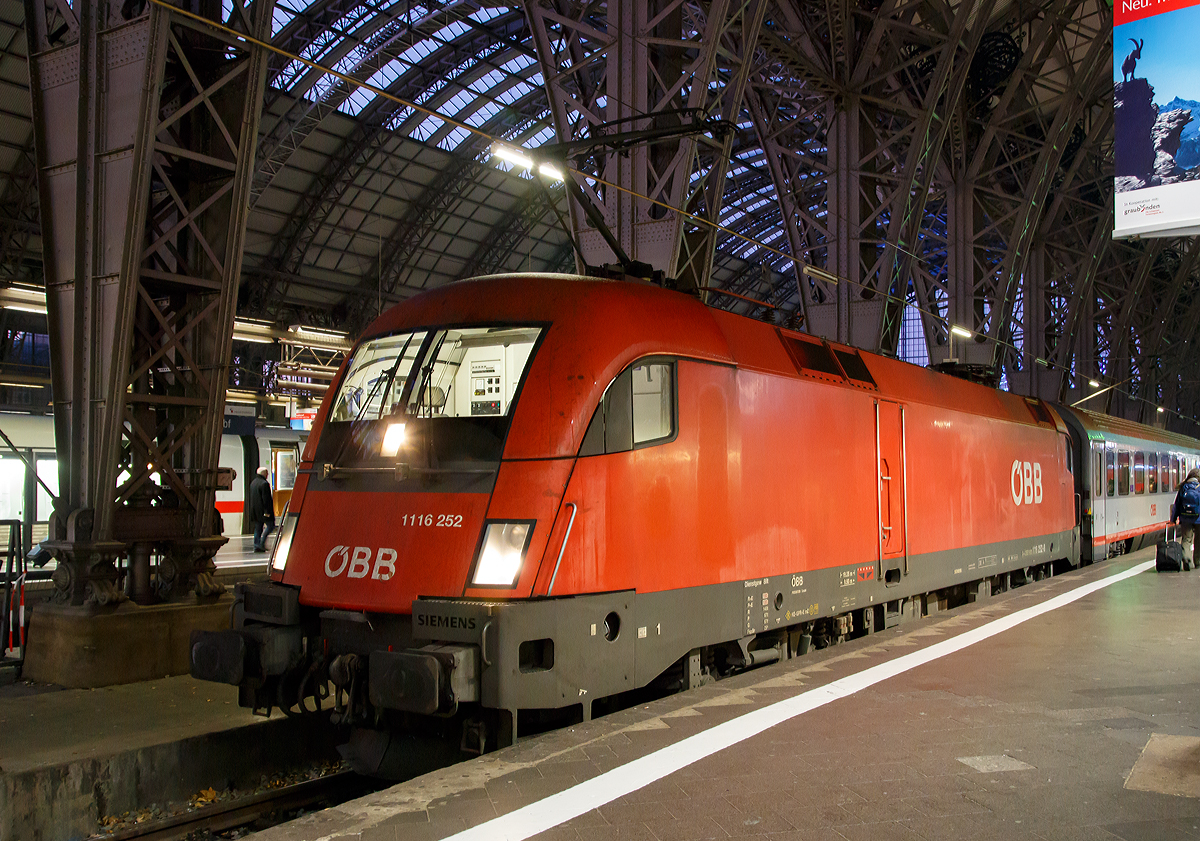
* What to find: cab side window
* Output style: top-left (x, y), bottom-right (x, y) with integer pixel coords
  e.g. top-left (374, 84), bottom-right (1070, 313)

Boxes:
top-left (580, 360), bottom-right (676, 456)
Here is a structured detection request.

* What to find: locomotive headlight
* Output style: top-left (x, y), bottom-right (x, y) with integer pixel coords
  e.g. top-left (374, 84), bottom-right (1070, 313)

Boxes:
top-left (472, 522), bottom-right (533, 587)
top-left (271, 513), bottom-right (299, 573)
top-left (380, 422), bottom-right (406, 458)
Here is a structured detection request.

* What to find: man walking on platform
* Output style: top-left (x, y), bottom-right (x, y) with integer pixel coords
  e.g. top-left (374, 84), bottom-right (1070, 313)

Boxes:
top-left (1172, 468), bottom-right (1200, 566)
top-left (249, 466), bottom-right (276, 553)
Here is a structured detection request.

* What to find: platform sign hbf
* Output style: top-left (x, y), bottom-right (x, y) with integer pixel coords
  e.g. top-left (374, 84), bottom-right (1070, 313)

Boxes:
top-left (223, 404), bottom-right (256, 436)
top-left (1112, 0), bottom-right (1200, 238)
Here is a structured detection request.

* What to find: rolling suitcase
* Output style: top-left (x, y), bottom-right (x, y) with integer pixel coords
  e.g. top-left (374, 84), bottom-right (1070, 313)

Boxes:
top-left (1157, 525), bottom-right (1186, 572)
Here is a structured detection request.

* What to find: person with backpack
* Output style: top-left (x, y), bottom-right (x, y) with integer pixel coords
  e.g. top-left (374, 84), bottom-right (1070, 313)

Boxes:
top-left (1172, 468), bottom-right (1200, 566)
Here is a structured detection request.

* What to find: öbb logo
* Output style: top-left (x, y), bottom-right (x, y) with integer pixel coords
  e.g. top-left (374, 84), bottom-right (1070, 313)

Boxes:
top-left (1010, 460), bottom-right (1043, 506)
top-left (325, 546), bottom-right (397, 580)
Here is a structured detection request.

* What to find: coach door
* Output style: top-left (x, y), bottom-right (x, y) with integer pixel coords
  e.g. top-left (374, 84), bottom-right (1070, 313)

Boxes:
top-left (875, 400), bottom-right (908, 581)
top-left (1089, 442), bottom-right (1107, 560)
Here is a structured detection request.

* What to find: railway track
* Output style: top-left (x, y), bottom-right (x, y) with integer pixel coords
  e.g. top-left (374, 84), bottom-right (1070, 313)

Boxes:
top-left (97, 770), bottom-right (378, 841)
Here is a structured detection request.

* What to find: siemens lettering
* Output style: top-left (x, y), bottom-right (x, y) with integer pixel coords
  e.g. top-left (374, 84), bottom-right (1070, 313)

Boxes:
top-left (416, 614), bottom-right (478, 630)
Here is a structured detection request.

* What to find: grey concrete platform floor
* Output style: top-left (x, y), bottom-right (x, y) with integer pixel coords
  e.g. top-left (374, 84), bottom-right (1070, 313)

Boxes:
top-left (0, 673), bottom-right (340, 839)
top-left (250, 548), bottom-right (1200, 841)
top-left (0, 675), bottom-right (263, 775)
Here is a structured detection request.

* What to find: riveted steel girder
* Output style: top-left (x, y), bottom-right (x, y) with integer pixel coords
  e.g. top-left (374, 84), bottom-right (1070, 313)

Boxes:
top-left (26, 0), bottom-right (274, 605)
top-left (523, 0), bottom-right (761, 278)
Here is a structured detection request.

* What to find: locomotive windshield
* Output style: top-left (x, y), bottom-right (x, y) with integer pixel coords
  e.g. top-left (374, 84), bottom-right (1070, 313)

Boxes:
top-left (331, 326), bottom-right (541, 422)
top-left (316, 326), bottom-right (543, 474)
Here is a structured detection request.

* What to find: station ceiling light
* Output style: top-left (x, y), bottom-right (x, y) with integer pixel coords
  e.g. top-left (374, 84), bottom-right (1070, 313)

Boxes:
top-left (232, 317), bottom-right (276, 344)
top-left (491, 144), bottom-right (565, 182)
top-left (0, 285), bottom-right (47, 315)
top-left (491, 144), bottom-right (534, 170)
top-left (283, 325), bottom-right (351, 352)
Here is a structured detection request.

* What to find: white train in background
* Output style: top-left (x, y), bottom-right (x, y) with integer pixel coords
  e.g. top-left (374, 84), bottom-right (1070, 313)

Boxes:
top-left (0, 412), bottom-right (305, 545)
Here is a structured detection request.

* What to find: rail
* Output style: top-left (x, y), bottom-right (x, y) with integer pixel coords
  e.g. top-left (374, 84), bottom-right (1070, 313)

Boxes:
top-left (97, 770), bottom-right (376, 841)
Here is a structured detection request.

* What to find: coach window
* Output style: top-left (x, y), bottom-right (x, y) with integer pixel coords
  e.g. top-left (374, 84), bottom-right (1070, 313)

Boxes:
top-left (1134, 452), bottom-right (1145, 494)
top-left (1173, 455), bottom-right (1181, 487)
top-left (1160, 452), bottom-right (1170, 491)
top-left (1106, 450), bottom-right (1115, 497)
top-left (1093, 451), bottom-right (1103, 498)
top-left (1148, 453), bottom-right (1158, 494)
top-left (580, 360), bottom-right (676, 456)
top-left (1118, 451), bottom-right (1131, 495)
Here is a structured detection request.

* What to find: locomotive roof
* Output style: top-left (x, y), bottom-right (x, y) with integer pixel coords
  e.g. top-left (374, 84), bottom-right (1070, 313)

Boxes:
top-left (1066, 405), bottom-right (1200, 449)
top-left (349, 275), bottom-right (1155, 454)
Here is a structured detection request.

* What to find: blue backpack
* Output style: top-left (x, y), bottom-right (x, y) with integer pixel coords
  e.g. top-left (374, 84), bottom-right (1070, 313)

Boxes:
top-left (1180, 483), bottom-right (1200, 519)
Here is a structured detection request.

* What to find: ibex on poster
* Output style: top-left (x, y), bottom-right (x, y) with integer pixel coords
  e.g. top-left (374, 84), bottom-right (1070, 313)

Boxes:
top-left (1122, 38), bottom-right (1144, 82)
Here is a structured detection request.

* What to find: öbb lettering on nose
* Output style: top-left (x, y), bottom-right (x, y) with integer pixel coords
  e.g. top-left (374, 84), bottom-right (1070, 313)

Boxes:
top-left (324, 546), bottom-right (398, 580)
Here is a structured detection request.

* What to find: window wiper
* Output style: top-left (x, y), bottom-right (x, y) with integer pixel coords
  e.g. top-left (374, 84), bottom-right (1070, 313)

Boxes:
top-left (410, 332), bottom-right (447, 420)
top-left (328, 333), bottom-right (418, 471)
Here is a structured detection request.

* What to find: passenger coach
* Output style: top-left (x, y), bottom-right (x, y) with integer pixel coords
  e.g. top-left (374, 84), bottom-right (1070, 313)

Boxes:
top-left (1059, 409), bottom-right (1200, 561)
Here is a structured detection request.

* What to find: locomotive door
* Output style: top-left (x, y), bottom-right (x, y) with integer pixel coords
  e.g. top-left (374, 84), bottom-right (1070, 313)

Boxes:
top-left (875, 400), bottom-right (908, 580)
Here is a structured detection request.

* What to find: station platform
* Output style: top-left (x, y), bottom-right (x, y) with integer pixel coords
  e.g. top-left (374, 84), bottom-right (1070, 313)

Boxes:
top-left (244, 547), bottom-right (1200, 841)
top-left (0, 673), bottom-right (339, 839)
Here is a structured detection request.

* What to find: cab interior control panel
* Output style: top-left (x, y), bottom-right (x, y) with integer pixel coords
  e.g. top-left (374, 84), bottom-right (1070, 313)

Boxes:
top-left (471, 367), bottom-right (503, 415)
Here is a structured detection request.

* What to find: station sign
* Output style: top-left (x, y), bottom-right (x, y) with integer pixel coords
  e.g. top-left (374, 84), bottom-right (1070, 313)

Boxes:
top-left (223, 403), bottom-right (256, 436)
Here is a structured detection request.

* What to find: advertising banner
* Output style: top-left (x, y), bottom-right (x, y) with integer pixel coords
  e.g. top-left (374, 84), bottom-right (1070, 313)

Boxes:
top-left (1113, 0), bottom-right (1200, 238)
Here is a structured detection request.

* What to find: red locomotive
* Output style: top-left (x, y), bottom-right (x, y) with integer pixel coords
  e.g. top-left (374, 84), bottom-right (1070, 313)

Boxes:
top-left (191, 274), bottom-right (1200, 769)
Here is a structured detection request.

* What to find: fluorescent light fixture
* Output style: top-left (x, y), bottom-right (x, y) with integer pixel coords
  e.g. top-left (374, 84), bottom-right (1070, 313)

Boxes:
top-left (380, 422), bottom-right (406, 458)
top-left (1035, 357), bottom-right (1048, 367)
top-left (950, 325), bottom-right (973, 339)
top-left (290, 325), bottom-right (347, 339)
top-left (492, 144), bottom-right (534, 170)
top-left (1088, 380), bottom-right (1100, 388)
top-left (233, 317), bottom-right (277, 344)
top-left (537, 162), bottom-right (564, 181)
top-left (0, 286), bottom-right (47, 314)
top-left (800, 264), bottom-right (840, 284)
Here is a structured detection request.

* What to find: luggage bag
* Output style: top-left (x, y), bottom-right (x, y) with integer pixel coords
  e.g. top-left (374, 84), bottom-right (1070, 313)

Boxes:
top-left (1157, 525), bottom-right (1187, 572)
